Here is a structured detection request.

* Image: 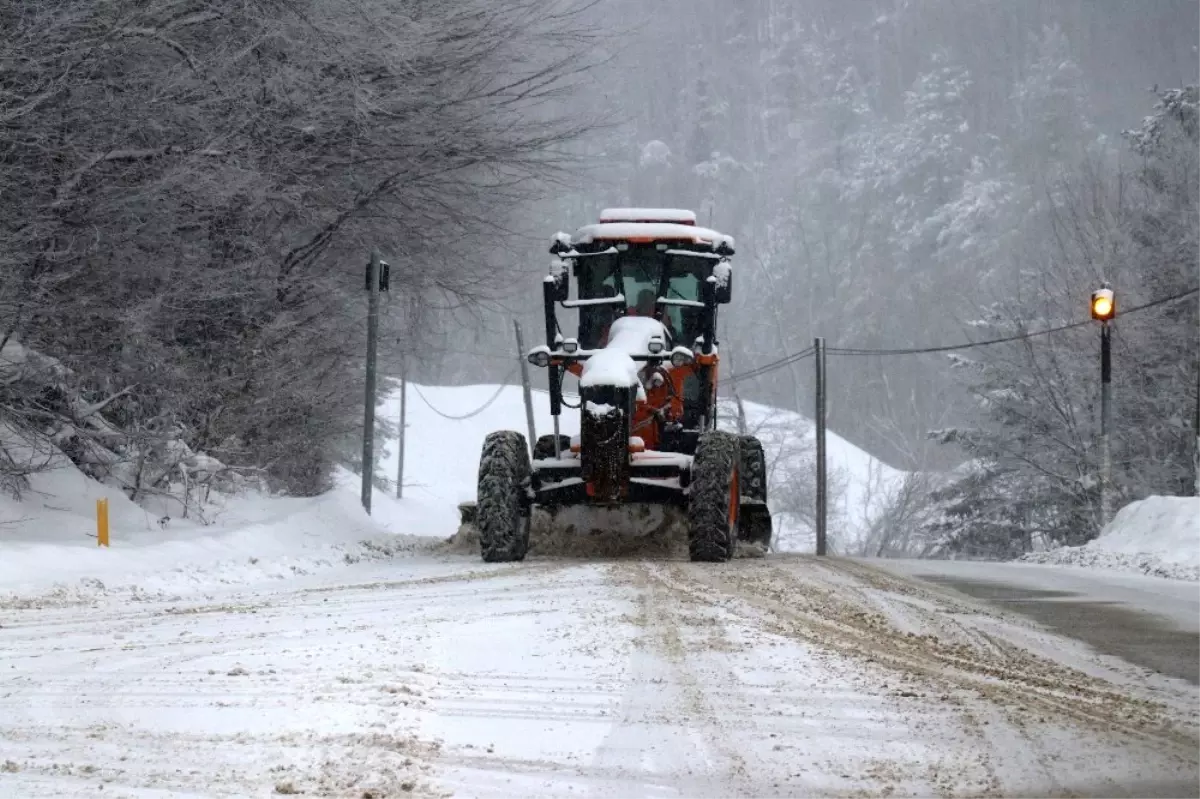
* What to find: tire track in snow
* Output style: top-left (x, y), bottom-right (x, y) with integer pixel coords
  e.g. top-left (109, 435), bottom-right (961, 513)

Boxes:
top-left (596, 560), bottom-right (998, 797)
top-left (670, 557), bottom-right (1199, 782)
top-left (590, 561), bottom-right (755, 798)
top-left (637, 560), bottom-right (1001, 797)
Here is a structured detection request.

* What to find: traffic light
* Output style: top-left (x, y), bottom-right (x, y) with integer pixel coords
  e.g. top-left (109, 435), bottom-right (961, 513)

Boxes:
top-left (1091, 285), bottom-right (1115, 321)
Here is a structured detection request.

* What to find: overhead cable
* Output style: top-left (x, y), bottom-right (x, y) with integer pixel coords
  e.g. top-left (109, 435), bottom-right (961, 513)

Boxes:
top-left (827, 288), bottom-right (1197, 357)
top-left (726, 346), bottom-right (816, 384)
top-left (410, 366), bottom-right (518, 420)
top-left (727, 287), bottom-right (1196, 383)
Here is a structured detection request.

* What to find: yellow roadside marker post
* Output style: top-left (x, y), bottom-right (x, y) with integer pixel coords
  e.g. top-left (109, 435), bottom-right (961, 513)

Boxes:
top-left (97, 498), bottom-right (109, 547)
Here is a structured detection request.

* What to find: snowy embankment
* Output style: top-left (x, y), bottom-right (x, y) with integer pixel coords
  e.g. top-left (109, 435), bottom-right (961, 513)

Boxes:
top-left (1021, 496), bottom-right (1200, 581)
top-left (0, 455), bottom-right (430, 607)
top-left (0, 380), bottom-right (900, 605)
top-left (385, 383), bottom-right (906, 553)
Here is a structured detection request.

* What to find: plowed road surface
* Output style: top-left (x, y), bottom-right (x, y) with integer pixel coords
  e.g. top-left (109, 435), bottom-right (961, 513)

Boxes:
top-left (2, 554), bottom-right (1197, 797)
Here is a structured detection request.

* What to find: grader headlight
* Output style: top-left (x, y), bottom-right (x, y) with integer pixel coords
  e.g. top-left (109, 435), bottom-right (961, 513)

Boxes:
top-left (669, 346), bottom-right (694, 368)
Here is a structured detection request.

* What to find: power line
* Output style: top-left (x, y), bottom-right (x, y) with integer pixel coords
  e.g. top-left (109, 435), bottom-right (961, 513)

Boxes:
top-left (727, 346), bottom-right (815, 384)
top-left (410, 367), bottom-right (518, 420)
top-left (410, 287), bottom-right (1195, 394)
top-left (727, 287), bottom-right (1196, 384)
top-left (827, 288), bottom-right (1197, 357)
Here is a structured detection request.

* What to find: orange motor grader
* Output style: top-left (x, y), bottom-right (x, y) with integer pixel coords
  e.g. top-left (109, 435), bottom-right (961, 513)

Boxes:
top-left (473, 208), bottom-right (772, 562)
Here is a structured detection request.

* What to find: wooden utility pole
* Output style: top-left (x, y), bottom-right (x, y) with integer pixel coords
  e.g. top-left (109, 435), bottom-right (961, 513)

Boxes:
top-left (396, 361), bottom-right (407, 499)
top-left (361, 251), bottom-right (381, 514)
top-left (814, 336), bottom-right (827, 556)
top-left (1194, 364), bottom-right (1199, 497)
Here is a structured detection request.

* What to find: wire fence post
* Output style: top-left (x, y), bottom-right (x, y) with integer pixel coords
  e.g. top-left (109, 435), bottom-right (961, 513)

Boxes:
top-left (815, 336), bottom-right (827, 556)
top-left (514, 320), bottom-right (537, 458)
top-left (396, 359), bottom-right (406, 499)
top-left (361, 250), bottom-right (380, 515)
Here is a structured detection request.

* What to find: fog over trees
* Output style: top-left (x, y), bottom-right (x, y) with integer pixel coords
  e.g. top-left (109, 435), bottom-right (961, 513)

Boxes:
top-left (440, 0), bottom-right (1199, 555)
top-left (2, 0), bottom-right (1196, 556)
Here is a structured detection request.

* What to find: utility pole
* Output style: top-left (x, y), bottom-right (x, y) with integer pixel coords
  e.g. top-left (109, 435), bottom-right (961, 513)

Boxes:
top-left (361, 251), bottom-right (382, 514)
top-left (1194, 363), bottom-right (1199, 497)
top-left (814, 336), bottom-right (827, 556)
top-left (514, 320), bottom-right (537, 458)
top-left (396, 360), bottom-right (407, 499)
top-left (1091, 283), bottom-right (1115, 529)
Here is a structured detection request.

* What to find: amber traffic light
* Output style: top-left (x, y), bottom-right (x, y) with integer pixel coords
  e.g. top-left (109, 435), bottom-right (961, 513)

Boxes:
top-left (1091, 286), bottom-right (1115, 321)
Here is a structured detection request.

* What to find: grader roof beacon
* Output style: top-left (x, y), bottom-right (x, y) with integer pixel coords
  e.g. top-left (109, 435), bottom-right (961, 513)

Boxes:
top-left (468, 207), bottom-right (773, 563)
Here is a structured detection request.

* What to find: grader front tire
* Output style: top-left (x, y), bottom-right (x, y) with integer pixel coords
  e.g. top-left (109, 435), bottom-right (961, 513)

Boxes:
top-left (687, 431), bottom-right (741, 562)
top-left (477, 431), bottom-right (532, 563)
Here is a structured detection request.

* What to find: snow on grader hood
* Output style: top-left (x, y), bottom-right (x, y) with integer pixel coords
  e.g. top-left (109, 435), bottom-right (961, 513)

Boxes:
top-left (466, 208), bottom-right (773, 564)
top-left (578, 316), bottom-right (667, 400)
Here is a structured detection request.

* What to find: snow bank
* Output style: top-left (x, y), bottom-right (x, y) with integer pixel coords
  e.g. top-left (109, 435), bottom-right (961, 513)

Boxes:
top-left (1021, 496), bottom-right (1200, 581)
top-left (0, 378), bottom-right (906, 605)
top-left (0, 451), bottom-right (432, 606)
top-left (386, 382), bottom-right (903, 554)
top-left (379, 384), bottom-right (577, 531)
top-left (722, 398), bottom-right (906, 553)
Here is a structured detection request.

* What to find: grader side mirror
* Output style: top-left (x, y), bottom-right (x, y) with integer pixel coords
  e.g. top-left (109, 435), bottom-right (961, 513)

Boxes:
top-left (712, 262), bottom-right (732, 304)
top-left (545, 269), bottom-right (569, 302)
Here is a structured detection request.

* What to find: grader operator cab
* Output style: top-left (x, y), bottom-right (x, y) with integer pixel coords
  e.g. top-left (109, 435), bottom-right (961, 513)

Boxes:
top-left (472, 208), bottom-right (772, 563)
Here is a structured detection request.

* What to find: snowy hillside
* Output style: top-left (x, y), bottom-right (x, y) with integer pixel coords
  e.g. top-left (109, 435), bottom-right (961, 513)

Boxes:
top-left (1022, 495), bottom-right (1200, 581)
top-left (0, 437), bottom-right (427, 605)
top-left (0, 380), bottom-right (901, 604)
top-left (379, 382), bottom-right (905, 553)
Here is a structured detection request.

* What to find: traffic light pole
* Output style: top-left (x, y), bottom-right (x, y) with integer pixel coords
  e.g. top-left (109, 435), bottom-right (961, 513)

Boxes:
top-left (361, 251), bottom-right (380, 514)
top-left (1099, 321), bottom-right (1112, 529)
top-left (814, 336), bottom-right (827, 556)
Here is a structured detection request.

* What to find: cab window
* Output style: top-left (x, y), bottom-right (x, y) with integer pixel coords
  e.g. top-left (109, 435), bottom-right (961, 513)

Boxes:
top-left (662, 253), bottom-right (712, 344)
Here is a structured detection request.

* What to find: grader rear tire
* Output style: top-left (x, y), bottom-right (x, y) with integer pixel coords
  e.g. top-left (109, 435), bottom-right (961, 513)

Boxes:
top-left (533, 434), bottom-right (572, 460)
top-left (687, 431), bottom-right (741, 562)
top-left (738, 435), bottom-right (773, 549)
top-left (477, 431), bottom-right (531, 563)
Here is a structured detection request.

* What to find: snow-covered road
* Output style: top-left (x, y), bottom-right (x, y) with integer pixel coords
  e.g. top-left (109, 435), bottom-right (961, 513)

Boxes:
top-left (1, 555), bottom-right (1197, 798)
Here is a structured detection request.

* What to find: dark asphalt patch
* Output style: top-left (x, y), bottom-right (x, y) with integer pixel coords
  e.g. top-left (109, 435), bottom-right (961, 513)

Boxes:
top-left (917, 575), bottom-right (1200, 685)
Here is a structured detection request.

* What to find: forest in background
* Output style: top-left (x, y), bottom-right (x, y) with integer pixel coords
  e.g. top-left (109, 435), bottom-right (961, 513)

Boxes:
top-left (0, 0), bottom-right (600, 500)
top-left (431, 0), bottom-right (1199, 556)
top-left (2, 0), bottom-right (1197, 556)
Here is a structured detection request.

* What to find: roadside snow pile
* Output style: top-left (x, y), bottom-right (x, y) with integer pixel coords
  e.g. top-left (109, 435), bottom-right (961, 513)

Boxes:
top-left (0, 452), bottom-right (434, 607)
top-left (0, 377), bottom-right (906, 605)
top-left (716, 397), bottom-right (906, 553)
top-left (1021, 496), bottom-right (1200, 581)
